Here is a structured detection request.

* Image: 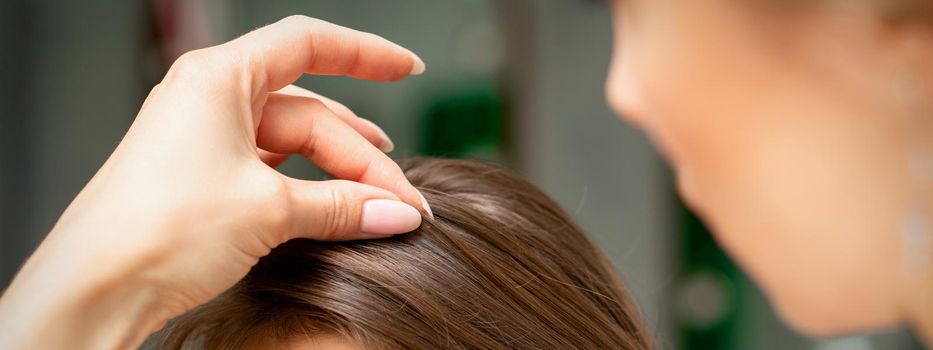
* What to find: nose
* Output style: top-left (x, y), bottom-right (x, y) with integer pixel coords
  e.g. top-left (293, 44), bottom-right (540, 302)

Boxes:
top-left (605, 54), bottom-right (649, 128)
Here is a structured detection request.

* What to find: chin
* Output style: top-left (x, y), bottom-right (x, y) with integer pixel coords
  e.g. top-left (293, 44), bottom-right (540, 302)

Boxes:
top-left (775, 301), bottom-right (853, 337)
top-left (769, 285), bottom-right (902, 338)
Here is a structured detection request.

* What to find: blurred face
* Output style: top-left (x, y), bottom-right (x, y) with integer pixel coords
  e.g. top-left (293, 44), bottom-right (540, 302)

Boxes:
top-left (606, 0), bottom-right (914, 335)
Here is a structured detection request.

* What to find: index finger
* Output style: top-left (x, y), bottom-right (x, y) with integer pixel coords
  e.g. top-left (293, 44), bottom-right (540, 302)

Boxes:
top-left (257, 93), bottom-right (430, 216)
top-left (228, 15), bottom-right (425, 93)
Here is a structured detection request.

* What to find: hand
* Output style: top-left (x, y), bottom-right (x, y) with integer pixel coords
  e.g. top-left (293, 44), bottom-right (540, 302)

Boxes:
top-left (0, 15), bottom-right (430, 349)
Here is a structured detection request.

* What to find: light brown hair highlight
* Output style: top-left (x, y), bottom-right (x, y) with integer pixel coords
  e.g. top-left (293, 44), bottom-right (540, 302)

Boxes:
top-left (155, 157), bottom-right (653, 349)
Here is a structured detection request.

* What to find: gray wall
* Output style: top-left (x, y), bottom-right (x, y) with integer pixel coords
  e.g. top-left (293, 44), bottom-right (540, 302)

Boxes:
top-left (235, 0), bottom-right (504, 162)
top-left (508, 1), bottom-right (922, 349)
top-left (509, 0), bottom-right (675, 344)
top-left (0, 0), bottom-right (145, 285)
top-left (0, 1), bottom-right (923, 349)
top-left (231, 2), bottom-right (677, 341)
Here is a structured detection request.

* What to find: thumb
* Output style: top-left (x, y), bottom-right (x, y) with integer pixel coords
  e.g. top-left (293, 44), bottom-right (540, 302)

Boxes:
top-left (284, 178), bottom-right (424, 241)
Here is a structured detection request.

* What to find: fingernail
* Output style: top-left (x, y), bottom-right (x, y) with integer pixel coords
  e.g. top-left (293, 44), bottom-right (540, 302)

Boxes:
top-left (410, 53), bottom-right (426, 75)
top-left (360, 199), bottom-right (422, 235)
top-left (417, 190), bottom-right (434, 219)
top-left (359, 118), bottom-right (394, 153)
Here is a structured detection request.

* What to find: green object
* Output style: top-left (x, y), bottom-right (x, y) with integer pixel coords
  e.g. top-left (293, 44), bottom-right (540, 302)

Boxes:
top-left (418, 81), bottom-right (506, 161)
top-left (675, 199), bottom-right (743, 350)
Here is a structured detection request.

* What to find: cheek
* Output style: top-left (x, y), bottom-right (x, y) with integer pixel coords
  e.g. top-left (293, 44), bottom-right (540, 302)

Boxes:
top-left (615, 3), bottom-right (907, 334)
top-left (716, 117), bottom-right (905, 334)
top-left (670, 63), bottom-right (907, 339)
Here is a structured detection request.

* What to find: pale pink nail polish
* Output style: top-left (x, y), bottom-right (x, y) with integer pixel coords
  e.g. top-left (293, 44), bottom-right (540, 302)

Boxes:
top-left (410, 53), bottom-right (426, 75)
top-left (360, 199), bottom-right (422, 235)
top-left (417, 191), bottom-right (434, 219)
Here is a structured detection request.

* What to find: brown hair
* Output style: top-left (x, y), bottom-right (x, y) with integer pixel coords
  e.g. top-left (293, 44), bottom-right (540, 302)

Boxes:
top-left (154, 157), bottom-right (653, 349)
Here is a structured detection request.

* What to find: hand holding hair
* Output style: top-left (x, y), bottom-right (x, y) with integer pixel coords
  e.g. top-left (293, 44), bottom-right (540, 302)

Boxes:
top-left (0, 15), bottom-right (430, 350)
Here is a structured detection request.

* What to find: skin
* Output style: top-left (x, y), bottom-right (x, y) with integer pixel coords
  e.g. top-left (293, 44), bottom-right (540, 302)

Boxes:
top-left (267, 2), bottom-right (933, 349)
top-left (0, 16), bottom-right (430, 349)
top-left (1, 1), bottom-right (932, 348)
top-left (606, 0), bottom-right (933, 343)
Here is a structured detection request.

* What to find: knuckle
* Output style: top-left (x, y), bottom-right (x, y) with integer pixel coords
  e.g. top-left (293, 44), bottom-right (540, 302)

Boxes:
top-left (322, 186), bottom-right (353, 238)
top-left (323, 98), bottom-right (353, 118)
top-left (299, 96), bottom-right (328, 112)
top-left (170, 49), bottom-right (211, 76)
top-left (279, 15), bottom-right (321, 28)
top-left (247, 174), bottom-right (293, 234)
top-left (381, 161), bottom-right (406, 180)
top-left (296, 98), bottom-right (332, 154)
top-left (168, 48), bottom-right (241, 85)
top-left (276, 15), bottom-right (333, 41)
top-left (280, 14), bottom-right (308, 24)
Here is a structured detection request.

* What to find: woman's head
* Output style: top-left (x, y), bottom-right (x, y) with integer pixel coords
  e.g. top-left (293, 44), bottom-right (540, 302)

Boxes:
top-left (157, 157), bottom-right (652, 349)
top-left (604, 0), bottom-right (933, 336)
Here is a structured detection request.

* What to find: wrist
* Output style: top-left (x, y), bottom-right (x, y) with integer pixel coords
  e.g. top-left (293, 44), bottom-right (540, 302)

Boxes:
top-left (0, 226), bottom-right (171, 349)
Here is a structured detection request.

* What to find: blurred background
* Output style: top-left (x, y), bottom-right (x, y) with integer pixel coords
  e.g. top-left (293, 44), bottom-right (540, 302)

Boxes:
top-left (0, 1), bottom-right (924, 349)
